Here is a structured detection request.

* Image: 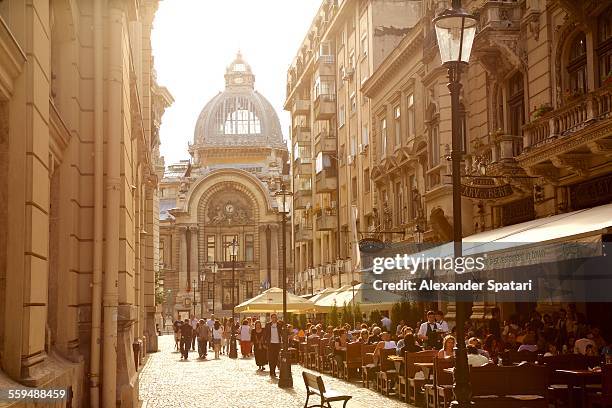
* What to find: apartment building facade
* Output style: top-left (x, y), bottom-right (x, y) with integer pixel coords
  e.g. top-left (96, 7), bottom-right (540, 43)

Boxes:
top-left (0, 1), bottom-right (171, 406)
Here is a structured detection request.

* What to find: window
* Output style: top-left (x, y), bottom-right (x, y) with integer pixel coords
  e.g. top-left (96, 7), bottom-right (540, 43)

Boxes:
top-left (407, 94), bottom-right (416, 137)
top-left (320, 41), bottom-right (331, 56)
top-left (315, 152), bottom-right (334, 173)
top-left (429, 126), bottom-right (440, 167)
top-left (380, 118), bottom-right (387, 158)
top-left (339, 105), bottom-right (346, 127)
top-left (245, 234), bottom-right (254, 262)
top-left (339, 29), bottom-right (346, 49)
top-left (223, 235), bottom-right (239, 261)
top-left (338, 64), bottom-right (344, 85)
top-left (361, 33), bottom-right (368, 58)
top-left (394, 105), bottom-right (401, 148)
top-left (395, 181), bottom-right (403, 226)
top-left (296, 175), bottom-right (312, 191)
top-left (207, 235), bottom-right (215, 262)
top-left (313, 77), bottom-right (335, 99)
top-left (294, 143), bottom-right (312, 163)
top-left (159, 239), bottom-right (165, 267)
top-left (362, 124), bottom-right (369, 146)
top-left (215, 97), bottom-right (262, 135)
top-left (364, 168), bottom-right (370, 193)
top-left (207, 282), bottom-right (214, 299)
top-left (350, 93), bottom-right (357, 113)
top-left (567, 32), bottom-right (588, 95)
top-left (598, 7), bottom-right (612, 85)
top-left (352, 177), bottom-right (358, 201)
top-left (409, 174), bottom-right (418, 219)
top-left (349, 51), bottom-right (355, 71)
top-left (507, 72), bottom-right (524, 139)
top-left (244, 281), bottom-right (253, 299)
top-left (350, 134), bottom-right (356, 157)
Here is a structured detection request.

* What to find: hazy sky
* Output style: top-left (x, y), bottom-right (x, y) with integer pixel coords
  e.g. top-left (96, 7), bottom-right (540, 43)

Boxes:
top-left (152, 0), bottom-right (321, 166)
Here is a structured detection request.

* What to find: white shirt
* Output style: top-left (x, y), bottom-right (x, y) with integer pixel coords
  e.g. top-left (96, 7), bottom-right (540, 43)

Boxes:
top-left (437, 320), bottom-right (449, 333)
top-left (467, 353), bottom-right (490, 367)
top-left (240, 325), bottom-right (251, 341)
top-left (383, 340), bottom-right (397, 349)
top-left (212, 326), bottom-right (224, 340)
top-left (190, 319), bottom-right (198, 329)
top-left (574, 338), bottom-right (597, 355)
top-left (270, 323), bottom-right (280, 344)
top-left (206, 319), bottom-right (215, 330)
top-left (418, 321), bottom-right (437, 338)
top-left (381, 317), bottom-right (391, 331)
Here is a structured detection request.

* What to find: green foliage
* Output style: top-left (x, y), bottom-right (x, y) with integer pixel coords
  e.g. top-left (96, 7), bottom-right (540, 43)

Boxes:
top-left (391, 302), bottom-right (402, 331)
top-left (298, 313), bottom-right (307, 329)
top-left (341, 302), bottom-right (354, 327)
top-left (154, 270), bottom-right (165, 306)
top-left (369, 309), bottom-right (381, 327)
top-left (329, 304), bottom-right (340, 328)
top-left (353, 302), bottom-right (363, 326)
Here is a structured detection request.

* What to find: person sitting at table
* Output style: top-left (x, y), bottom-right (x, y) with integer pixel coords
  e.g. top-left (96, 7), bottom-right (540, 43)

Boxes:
top-left (467, 345), bottom-right (490, 367)
top-left (368, 326), bottom-right (382, 345)
top-left (517, 332), bottom-right (538, 353)
top-left (543, 342), bottom-right (559, 357)
top-left (438, 335), bottom-right (456, 358)
top-left (333, 329), bottom-right (349, 368)
top-left (468, 337), bottom-right (490, 358)
top-left (483, 334), bottom-right (504, 362)
top-left (372, 332), bottom-right (397, 365)
top-left (357, 329), bottom-right (369, 344)
top-left (574, 329), bottom-right (598, 355)
top-left (323, 325), bottom-right (334, 339)
top-left (307, 327), bottom-right (320, 341)
top-left (399, 333), bottom-right (422, 355)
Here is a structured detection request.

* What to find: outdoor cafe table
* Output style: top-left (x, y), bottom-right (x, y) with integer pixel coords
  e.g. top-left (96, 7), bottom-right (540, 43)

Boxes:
top-left (414, 362), bottom-right (435, 380)
top-left (388, 355), bottom-right (403, 372)
top-left (555, 369), bottom-right (602, 408)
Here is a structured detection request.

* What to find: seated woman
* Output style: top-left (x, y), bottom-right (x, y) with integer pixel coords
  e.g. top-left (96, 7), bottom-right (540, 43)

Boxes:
top-left (357, 329), bottom-right (369, 344)
top-left (438, 335), bottom-right (456, 358)
top-left (372, 332), bottom-right (396, 365)
top-left (399, 333), bottom-right (423, 355)
top-left (333, 329), bottom-right (349, 368)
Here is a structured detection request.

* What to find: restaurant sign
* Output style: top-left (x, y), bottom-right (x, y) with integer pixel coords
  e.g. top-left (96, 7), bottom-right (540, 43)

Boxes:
top-left (460, 179), bottom-right (513, 200)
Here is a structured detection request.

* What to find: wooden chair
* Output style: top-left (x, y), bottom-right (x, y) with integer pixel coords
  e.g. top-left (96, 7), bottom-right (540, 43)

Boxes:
top-left (406, 350), bottom-right (439, 405)
top-left (424, 357), bottom-right (454, 408)
top-left (588, 364), bottom-right (612, 408)
top-left (305, 337), bottom-right (319, 369)
top-left (316, 338), bottom-right (333, 373)
top-left (342, 342), bottom-right (362, 380)
top-left (508, 349), bottom-right (537, 364)
top-left (377, 348), bottom-right (399, 396)
top-left (540, 353), bottom-right (594, 405)
top-left (302, 371), bottom-right (352, 408)
top-left (360, 344), bottom-right (377, 388)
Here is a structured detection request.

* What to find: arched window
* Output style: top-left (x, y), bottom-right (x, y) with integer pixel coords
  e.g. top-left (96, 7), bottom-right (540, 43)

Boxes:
top-left (507, 72), bottom-right (525, 136)
top-left (598, 7), bottom-right (612, 85)
top-left (214, 97), bottom-right (262, 135)
top-left (567, 32), bottom-right (588, 95)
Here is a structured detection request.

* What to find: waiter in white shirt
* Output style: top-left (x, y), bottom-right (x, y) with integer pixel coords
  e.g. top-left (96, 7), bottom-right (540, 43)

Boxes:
top-left (418, 311), bottom-right (441, 349)
top-left (435, 310), bottom-right (449, 335)
top-left (264, 313), bottom-right (283, 378)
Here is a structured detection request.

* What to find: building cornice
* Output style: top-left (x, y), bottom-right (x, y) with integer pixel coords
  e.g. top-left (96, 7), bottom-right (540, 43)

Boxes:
top-left (0, 16), bottom-right (26, 100)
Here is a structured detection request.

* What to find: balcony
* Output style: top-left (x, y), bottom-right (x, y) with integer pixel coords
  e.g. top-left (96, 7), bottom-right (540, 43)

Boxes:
top-left (519, 86), bottom-right (612, 182)
top-left (315, 209), bottom-right (337, 231)
top-left (293, 188), bottom-right (312, 209)
top-left (314, 130), bottom-right (337, 153)
top-left (314, 94), bottom-right (336, 120)
top-left (295, 223), bottom-right (313, 242)
top-left (293, 125), bottom-right (311, 143)
top-left (292, 99), bottom-right (310, 115)
top-left (315, 54), bottom-right (335, 76)
top-left (315, 167), bottom-right (337, 193)
top-left (293, 158), bottom-right (312, 175)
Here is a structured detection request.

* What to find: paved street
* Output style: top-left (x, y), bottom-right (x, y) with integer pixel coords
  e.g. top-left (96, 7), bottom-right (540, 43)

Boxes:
top-left (140, 335), bottom-right (415, 408)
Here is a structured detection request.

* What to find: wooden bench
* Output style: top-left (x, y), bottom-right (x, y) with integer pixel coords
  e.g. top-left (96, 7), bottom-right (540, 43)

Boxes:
top-left (360, 344), bottom-right (376, 388)
top-left (302, 371), bottom-right (352, 408)
top-left (376, 348), bottom-right (399, 396)
top-left (424, 357), bottom-right (454, 408)
top-left (405, 350), bottom-right (439, 405)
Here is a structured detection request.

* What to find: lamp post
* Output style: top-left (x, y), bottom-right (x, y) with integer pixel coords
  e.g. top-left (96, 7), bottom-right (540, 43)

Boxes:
top-left (192, 279), bottom-right (197, 317)
top-left (276, 183), bottom-right (293, 388)
top-left (199, 271), bottom-right (206, 318)
top-left (433, 1), bottom-right (476, 407)
top-left (309, 268), bottom-right (314, 297)
top-left (211, 262), bottom-right (218, 314)
top-left (229, 238), bottom-right (239, 359)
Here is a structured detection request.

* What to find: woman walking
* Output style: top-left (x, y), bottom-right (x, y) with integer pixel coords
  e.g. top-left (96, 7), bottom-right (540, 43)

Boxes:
top-left (222, 318), bottom-right (231, 355)
top-left (252, 320), bottom-right (267, 370)
top-left (240, 319), bottom-right (252, 358)
top-left (212, 320), bottom-right (224, 359)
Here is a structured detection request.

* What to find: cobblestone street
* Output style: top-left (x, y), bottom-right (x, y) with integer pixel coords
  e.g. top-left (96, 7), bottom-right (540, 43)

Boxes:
top-left (140, 335), bottom-right (415, 408)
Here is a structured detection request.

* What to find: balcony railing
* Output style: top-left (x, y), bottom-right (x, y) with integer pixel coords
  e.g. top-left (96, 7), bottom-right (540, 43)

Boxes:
top-left (315, 167), bottom-right (337, 193)
top-left (293, 188), bottom-right (312, 209)
top-left (292, 99), bottom-right (310, 114)
top-left (314, 129), bottom-right (337, 153)
top-left (523, 86), bottom-right (612, 149)
top-left (314, 94), bottom-right (336, 120)
top-left (316, 209), bottom-right (338, 231)
top-left (295, 223), bottom-right (313, 242)
top-left (293, 157), bottom-right (312, 175)
top-left (479, 0), bottom-right (522, 32)
top-left (293, 125), bottom-right (311, 143)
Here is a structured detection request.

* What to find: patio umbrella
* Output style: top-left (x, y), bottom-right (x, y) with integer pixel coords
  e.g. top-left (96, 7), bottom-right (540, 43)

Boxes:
top-left (313, 283), bottom-right (405, 313)
top-left (233, 287), bottom-right (316, 314)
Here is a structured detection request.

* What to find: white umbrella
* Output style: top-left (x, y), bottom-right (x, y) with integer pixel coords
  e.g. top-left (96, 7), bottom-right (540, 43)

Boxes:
top-left (234, 287), bottom-right (316, 314)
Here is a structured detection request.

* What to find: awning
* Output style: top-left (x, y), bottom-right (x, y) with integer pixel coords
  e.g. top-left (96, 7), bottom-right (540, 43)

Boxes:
top-left (313, 284), bottom-right (405, 313)
top-left (234, 287), bottom-right (315, 314)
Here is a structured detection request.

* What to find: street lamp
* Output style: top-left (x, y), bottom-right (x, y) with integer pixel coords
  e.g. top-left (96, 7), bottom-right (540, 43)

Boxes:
top-left (211, 262), bottom-right (218, 314)
top-left (308, 268), bottom-right (315, 297)
top-left (433, 1), bottom-right (476, 407)
top-left (199, 270), bottom-right (206, 318)
top-left (192, 279), bottom-right (197, 317)
top-left (276, 183), bottom-right (293, 388)
top-left (229, 238), bottom-right (239, 359)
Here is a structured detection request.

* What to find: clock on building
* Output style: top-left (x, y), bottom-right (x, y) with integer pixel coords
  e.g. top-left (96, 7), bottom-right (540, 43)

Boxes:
top-left (225, 202), bottom-right (235, 215)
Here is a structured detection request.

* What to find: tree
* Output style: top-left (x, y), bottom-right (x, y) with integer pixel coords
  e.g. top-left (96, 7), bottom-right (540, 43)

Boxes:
top-left (154, 270), bottom-right (165, 306)
top-left (341, 302), bottom-right (354, 326)
top-left (299, 313), bottom-right (307, 330)
top-left (391, 302), bottom-right (402, 332)
top-left (329, 304), bottom-right (340, 328)
top-left (369, 309), bottom-right (382, 327)
top-left (353, 302), bottom-right (363, 326)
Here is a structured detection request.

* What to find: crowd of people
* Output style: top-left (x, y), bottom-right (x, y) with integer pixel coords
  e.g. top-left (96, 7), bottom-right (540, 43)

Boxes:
top-left (170, 304), bottom-right (612, 376)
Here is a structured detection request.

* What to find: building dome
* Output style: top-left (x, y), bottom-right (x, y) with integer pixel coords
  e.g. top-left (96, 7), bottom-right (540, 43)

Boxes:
top-left (193, 52), bottom-right (285, 149)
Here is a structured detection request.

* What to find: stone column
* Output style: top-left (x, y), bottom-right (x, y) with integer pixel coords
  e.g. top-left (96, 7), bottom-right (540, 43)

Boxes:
top-left (178, 226), bottom-right (188, 292)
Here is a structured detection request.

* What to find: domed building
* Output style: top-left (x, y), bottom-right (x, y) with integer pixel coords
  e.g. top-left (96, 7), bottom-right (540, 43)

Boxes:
top-left (159, 53), bottom-right (291, 320)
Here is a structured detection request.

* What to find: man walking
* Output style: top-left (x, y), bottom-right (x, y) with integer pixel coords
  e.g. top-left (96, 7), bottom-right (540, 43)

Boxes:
top-left (264, 313), bottom-right (283, 378)
top-left (190, 315), bottom-right (198, 351)
top-left (180, 318), bottom-right (193, 360)
top-left (206, 314), bottom-right (215, 350)
top-left (196, 319), bottom-right (210, 359)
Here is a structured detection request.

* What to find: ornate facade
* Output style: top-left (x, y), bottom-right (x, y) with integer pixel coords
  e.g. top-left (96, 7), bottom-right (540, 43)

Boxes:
top-left (0, 0), bottom-right (171, 406)
top-left (285, 0), bottom-right (612, 319)
top-left (159, 54), bottom-right (291, 321)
